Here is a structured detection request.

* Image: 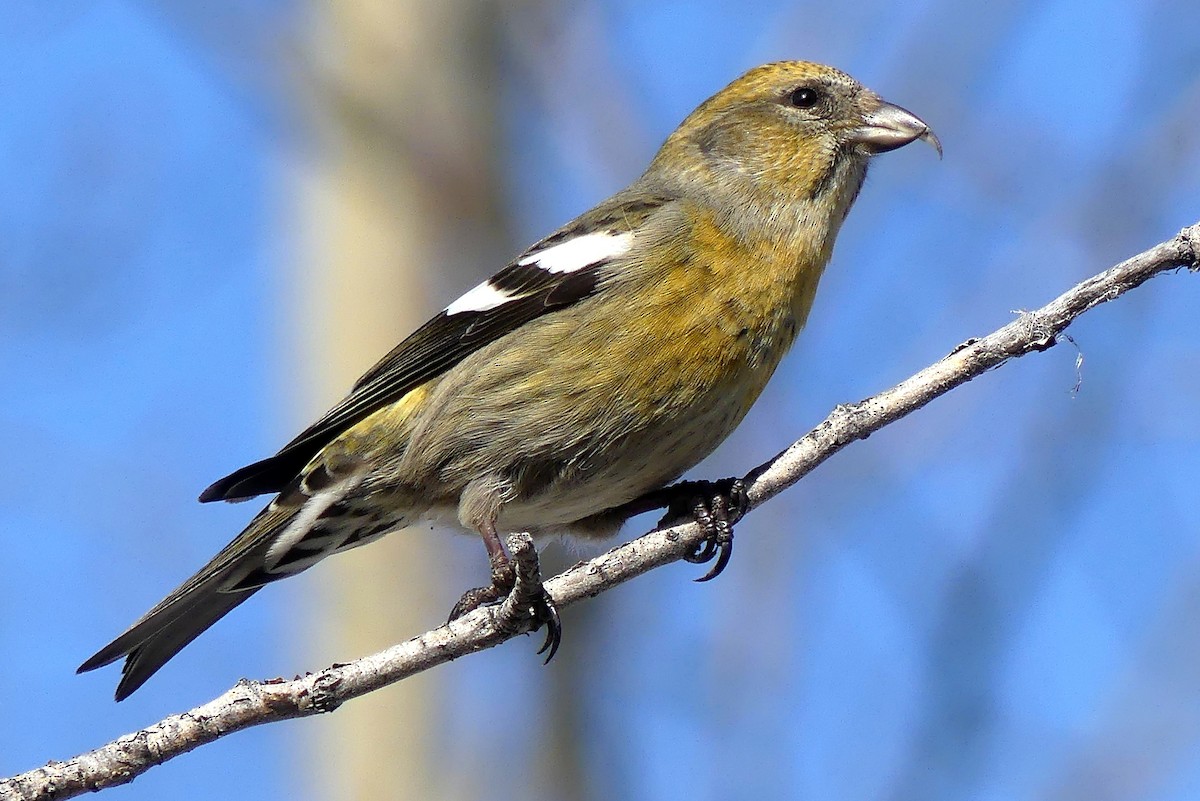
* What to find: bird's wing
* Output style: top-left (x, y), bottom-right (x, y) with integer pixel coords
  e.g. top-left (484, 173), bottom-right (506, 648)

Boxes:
top-left (200, 194), bottom-right (670, 503)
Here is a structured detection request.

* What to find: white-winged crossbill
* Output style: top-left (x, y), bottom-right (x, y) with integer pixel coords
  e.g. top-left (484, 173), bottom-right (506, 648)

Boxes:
top-left (80, 61), bottom-right (939, 700)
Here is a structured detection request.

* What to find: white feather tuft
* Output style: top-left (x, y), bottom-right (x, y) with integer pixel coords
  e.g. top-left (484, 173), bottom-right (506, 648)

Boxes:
top-left (445, 281), bottom-right (515, 315)
top-left (518, 231), bottom-right (633, 274)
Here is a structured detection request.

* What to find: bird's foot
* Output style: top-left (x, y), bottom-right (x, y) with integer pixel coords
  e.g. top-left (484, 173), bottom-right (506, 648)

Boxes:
top-left (499, 534), bottom-right (561, 662)
top-left (447, 534), bottom-right (561, 662)
top-left (659, 478), bottom-right (749, 582)
top-left (447, 566), bottom-right (512, 622)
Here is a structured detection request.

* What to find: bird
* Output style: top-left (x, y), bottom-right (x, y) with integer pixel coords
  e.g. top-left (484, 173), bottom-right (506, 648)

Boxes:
top-left (78, 61), bottom-right (939, 701)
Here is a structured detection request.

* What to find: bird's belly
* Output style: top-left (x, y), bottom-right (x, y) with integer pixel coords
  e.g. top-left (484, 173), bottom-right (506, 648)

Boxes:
top-left (493, 381), bottom-right (759, 533)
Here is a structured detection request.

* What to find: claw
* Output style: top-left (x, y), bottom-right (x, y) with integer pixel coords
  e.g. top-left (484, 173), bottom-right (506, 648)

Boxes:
top-left (536, 599), bottom-right (562, 663)
top-left (694, 524), bottom-right (733, 584)
top-left (692, 490), bottom-right (734, 583)
top-left (686, 537), bottom-right (719, 565)
top-left (661, 478), bottom-right (748, 582)
top-left (448, 585), bottom-right (498, 623)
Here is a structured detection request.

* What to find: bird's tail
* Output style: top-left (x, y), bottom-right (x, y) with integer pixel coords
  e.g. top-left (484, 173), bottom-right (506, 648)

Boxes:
top-left (77, 503), bottom-right (297, 701)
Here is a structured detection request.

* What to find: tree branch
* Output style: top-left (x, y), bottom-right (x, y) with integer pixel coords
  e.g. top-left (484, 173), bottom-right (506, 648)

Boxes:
top-left (4, 224), bottom-right (1197, 801)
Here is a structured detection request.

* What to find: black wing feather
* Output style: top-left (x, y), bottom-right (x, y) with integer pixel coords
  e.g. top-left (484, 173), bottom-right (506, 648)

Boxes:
top-left (199, 230), bottom-right (628, 503)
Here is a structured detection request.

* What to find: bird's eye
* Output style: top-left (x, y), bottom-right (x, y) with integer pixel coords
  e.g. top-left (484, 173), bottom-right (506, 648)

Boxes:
top-left (788, 86), bottom-right (822, 109)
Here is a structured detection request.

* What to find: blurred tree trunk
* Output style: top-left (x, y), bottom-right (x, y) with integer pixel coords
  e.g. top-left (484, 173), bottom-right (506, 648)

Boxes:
top-left (291, 1), bottom-right (503, 798)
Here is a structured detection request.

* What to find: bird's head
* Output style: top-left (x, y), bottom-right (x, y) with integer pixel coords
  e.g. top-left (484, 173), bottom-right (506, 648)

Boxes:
top-left (650, 61), bottom-right (939, 235)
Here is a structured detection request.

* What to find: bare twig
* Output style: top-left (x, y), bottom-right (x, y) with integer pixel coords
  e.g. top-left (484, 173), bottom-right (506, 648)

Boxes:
top-left (3, 223), bottom-right (1197, 801)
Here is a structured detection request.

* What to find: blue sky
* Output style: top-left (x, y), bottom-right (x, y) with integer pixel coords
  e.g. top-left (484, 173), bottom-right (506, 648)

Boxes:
top-left (3, 2), bottom-right (1200, 800)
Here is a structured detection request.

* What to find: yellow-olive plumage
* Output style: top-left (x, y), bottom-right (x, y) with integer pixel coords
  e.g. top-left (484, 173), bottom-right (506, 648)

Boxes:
top-left (79, 61), bottom-right (939, 700)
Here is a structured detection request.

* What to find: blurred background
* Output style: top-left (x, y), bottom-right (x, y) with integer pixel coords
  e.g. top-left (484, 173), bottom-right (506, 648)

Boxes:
top-left (3, 1), bottom-right (1200, 799)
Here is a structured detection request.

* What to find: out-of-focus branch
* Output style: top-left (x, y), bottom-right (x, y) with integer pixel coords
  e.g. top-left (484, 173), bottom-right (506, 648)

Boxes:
top-left (3, 224), bottom-right (1196, 801)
